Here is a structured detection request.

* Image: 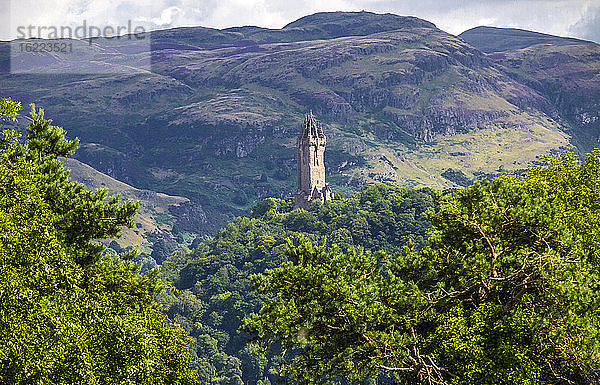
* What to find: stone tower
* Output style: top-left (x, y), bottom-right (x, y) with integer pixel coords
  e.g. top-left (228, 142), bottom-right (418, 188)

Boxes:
top-left (295, 111), bottom-right (334, 209)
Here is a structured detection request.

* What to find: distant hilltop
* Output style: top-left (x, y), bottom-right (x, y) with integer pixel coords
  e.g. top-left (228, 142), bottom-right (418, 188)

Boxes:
top-left (459, 25), bottom-right (596, 53)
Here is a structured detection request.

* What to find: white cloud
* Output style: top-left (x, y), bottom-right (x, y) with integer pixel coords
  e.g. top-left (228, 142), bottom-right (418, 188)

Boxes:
top-left (138, 6), bottom-right (184, 27)
top-left (1, 0), bottom-right (598, 42)
top-left (569, 3), bottom-right (600, 43)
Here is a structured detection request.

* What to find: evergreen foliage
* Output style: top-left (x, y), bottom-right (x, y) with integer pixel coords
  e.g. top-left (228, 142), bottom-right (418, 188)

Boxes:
top-left (0, 100), bottom-right (197, 384)
top-left (5, 95), bottom-right (598, 384)
top-left (159, 186), bottom-right (436, 384)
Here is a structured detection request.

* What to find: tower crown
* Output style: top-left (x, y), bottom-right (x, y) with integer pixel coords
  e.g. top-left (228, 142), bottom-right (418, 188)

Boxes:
top-left (300, 110), bottom-right (325, 138)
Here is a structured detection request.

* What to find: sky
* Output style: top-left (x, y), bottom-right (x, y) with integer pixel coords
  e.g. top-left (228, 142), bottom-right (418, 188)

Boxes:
top-left (1, 0), bottom-right (599, 42)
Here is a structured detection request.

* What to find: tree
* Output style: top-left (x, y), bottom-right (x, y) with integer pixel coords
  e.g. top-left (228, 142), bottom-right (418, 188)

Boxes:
top-left (244, 150), bottom-right (600, 384)
top-left (11, 104), bottom-right (138, 266)
top-left (0, 99), bottom-right (197, 384)
top-left (160, 185), bottom-right (436, 384)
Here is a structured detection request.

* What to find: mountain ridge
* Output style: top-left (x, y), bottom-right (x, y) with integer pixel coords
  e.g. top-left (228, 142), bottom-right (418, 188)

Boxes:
top-left (1, 11), bottom-right (598, 235)
top-left (460, 25), bottom-right (600, 151)
top-left (459, 26), bottom-right (596, 53)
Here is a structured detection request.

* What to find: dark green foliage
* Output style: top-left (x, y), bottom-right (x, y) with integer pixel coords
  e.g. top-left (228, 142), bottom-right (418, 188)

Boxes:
top-left (244, 150), bottom-right (600, 384)
top-left (151, 237), bottom-right (179, 264)
top-left (133, 252), bottom-right (159, 274)
top-left (0, 101), bottom-right (197, 384)
top-left (191, 236), bottom-right (203, 249)
top-left (274, 164), bottom-right (292, 180)
top-left (440, 168), bottom-right (472, 187)
top-left (159, 185), bottom-right (436, 383)
top-left (108, 240), bottom-right (123, 252)
top-left (233, 189), bottom-right (250, 205)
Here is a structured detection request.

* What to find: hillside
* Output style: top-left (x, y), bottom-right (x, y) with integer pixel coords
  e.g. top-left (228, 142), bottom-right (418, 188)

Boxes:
top-left (2, 11), bottom-right (598, 232)
top-left (460, 26), bottom-right (600, 151)
top-left (459, 26), bottom-right (592, 53)
top-left (159, 185), bottom-right (436, 384)
top-left (61, 157), bottom-right (195, 253)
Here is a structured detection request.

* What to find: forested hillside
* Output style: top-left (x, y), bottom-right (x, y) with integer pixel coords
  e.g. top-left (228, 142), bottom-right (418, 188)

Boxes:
top-left (2, 10), bottom-right (600, 385)
top-left (3, 96), bottom-right (600, 384)
top-left (245, 150), bottom-right (600, 384)
top-left (159, 185), bottom-right (436, 384)
top-left (3, 11), bottom-right (598, 236)
top-left (158, 148), bottom-right (600, 384)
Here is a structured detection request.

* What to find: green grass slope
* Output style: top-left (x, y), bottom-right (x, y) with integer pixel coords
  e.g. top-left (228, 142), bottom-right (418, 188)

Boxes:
top-left (461, 26), bottom-right (600, 153)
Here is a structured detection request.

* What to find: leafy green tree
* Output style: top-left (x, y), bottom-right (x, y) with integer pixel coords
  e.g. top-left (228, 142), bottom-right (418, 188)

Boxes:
top-left (160, 185), bottom-right (436, 383)
top-left (0, 100), bottom-right (197, 384)
top-left (244, 151), bottom-right (600, 384)
top-left (151, 237), bottom-right (179, 264)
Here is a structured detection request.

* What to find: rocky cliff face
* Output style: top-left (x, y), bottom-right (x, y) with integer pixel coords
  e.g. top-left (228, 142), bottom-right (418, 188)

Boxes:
top-left (1, 12), bottom-right (597, 233)
top-left (147, 13), bottom-right (556, 143)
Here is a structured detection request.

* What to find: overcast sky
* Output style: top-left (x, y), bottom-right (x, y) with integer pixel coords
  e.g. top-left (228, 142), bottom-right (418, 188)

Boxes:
top-left (1, 0), bottom-right (599, 42)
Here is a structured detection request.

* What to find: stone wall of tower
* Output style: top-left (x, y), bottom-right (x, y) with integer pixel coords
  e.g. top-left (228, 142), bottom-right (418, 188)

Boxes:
top-left (295, 112), bottom-right (334, 209)
top-left (297, 137), bottom-right (325, 192)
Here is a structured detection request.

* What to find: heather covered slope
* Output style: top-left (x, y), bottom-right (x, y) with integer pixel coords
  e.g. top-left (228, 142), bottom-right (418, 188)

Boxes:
top-left (460, 26), bottom-right (600, 152)
top-left (3, 11), bottom-right (596, 233)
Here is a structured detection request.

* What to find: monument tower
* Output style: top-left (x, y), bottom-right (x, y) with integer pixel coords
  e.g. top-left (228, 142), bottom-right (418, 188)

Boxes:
top-left (294, 111), bottom-right (334, 209)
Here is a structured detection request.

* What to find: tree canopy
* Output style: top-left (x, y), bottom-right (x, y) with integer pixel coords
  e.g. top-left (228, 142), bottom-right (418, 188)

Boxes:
top-left (0, 99), bottom-right (197, 384)
top-left (244, 150), bottom-right (600, 384)
top-left (159, 184), bottom-right (436, 384)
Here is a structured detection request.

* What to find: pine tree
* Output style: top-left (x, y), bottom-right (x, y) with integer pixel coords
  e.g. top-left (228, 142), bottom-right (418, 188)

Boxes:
top-left (0, 99), bottom-right (197, 384)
